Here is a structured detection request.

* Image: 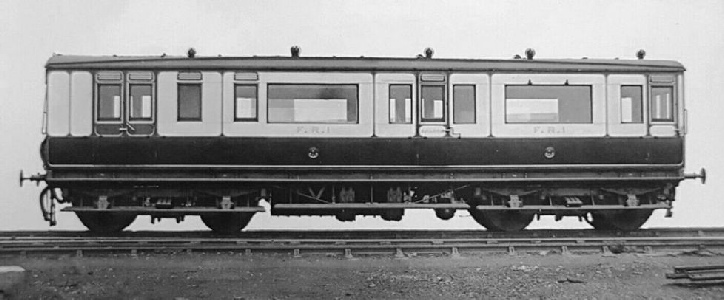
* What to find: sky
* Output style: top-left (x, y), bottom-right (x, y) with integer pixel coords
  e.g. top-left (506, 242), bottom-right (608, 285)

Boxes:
top-left (1, 0), bottom-right (723, 231)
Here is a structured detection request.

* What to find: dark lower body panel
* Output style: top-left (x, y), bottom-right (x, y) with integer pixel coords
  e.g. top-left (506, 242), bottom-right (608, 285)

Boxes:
top-left (45, 136), bottom-right (683, 167)
top-left (43, 136), bottom-right (684, 185)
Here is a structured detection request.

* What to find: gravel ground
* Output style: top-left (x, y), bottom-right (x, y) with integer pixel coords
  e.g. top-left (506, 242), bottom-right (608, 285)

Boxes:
top-left (2, 251), bottom-right (724, 299)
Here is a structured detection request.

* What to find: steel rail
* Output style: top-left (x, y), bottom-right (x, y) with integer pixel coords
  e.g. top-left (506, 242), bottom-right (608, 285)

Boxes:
top-left (1, 230), bottom-right (723, 258)
top-left (2, 228), bottom-right (724, 240)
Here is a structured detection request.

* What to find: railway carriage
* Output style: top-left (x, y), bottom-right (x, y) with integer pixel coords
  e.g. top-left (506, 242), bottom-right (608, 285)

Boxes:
top-left (22, 48), bottom-right (705, 233)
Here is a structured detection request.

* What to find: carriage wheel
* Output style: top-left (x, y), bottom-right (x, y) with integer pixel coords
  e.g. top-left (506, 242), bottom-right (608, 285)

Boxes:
top-left (468, 210), bottom-right (534, 232)
top-left (588, 210), bottom-right (653, 231)
top-left (76, 212), bottom-right (137, 234)
top-left (200, 213), bottom-right (254, 234)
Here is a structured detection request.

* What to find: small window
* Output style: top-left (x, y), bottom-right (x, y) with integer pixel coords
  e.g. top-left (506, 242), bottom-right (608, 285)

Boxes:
top-left (453, 85), bottom-right (475, 124)
top-left (98, 84), bottom-right (122, 121)
top-left (505, 85), bottom-right (592, 123)
top-left (267, 84), bottom-right (358, 123)
top-left (235, 85), bottom-right (257, 121)
top-left (651, 86), bottom-right (674, 122)
top-left (421, 85), bottom-right (445, 122)
top-left (178, 84), bottom-right (202, 121)
top-left (129, 84), bottom-right (153, 121)
top-left (620, 86), bottom-right (643, 123)
top-left (389, 84), bottom-right (412, 124)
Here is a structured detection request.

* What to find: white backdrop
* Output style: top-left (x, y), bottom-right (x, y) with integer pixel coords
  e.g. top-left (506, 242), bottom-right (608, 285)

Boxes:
top-left (1, 0), bottom-right (721, 231)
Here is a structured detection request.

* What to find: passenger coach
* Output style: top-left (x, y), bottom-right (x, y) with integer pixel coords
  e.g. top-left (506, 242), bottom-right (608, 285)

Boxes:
top-left (21, 48), bottom-right (706, 233)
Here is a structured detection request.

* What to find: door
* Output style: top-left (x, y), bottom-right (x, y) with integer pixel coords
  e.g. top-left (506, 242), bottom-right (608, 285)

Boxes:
top-left (94, 71), bottom-right (155, 136)
top-left (648, 75), bottom-right (678, 137)
top-left (418, 73), bottom-right (448, 137)
top-left (607, 75), bottom-right (647, 137)
top-left (374, 73), bottom-right (416, 137)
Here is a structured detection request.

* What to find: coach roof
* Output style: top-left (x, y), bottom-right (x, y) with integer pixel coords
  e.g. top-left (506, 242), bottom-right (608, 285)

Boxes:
top-left (45, 55), bottom-right (686, 73)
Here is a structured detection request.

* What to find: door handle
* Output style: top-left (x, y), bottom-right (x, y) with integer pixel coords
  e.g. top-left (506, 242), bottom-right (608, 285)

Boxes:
top-left (119, 123), bottom-right (135, 133)
top-left (445, 127), bottom-right (461, 138)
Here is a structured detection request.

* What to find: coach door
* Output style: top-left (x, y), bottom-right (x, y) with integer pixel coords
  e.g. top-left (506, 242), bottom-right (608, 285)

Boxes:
top-left (94, 71), bottom-right (155, 136)
top-left (418, 74), bottom-right (448, 137)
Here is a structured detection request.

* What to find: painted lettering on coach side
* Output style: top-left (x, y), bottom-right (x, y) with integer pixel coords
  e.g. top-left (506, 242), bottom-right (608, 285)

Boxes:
top-left (533, 126), bottom-right (566, 134)
top-left (296, 126), bottom-right (332, 134)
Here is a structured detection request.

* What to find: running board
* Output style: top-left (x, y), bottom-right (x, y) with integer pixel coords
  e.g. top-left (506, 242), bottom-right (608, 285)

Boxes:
top-left (474, 204), bottom-right (670, 211)
top-left (273, 203), bottom-right (469, 210)
top-left (60, 203), bottom-right (669, 214)
top-left (61, 206), bottom-right (265, 215)
top-left (272, 203), bottom-right (670, 211)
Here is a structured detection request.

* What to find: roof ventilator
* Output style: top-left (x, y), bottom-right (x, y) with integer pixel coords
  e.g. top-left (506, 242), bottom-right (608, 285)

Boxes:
top-left (291, 46), bottom-right (300, 58)
top-left (187, 47), bottom-right (196, 58)
top-left (637, 49), bottom-right (646, 60)
top-left (425, 47), bottom-right (434, 58)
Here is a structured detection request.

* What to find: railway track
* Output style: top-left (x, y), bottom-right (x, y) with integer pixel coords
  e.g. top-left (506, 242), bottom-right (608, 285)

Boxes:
top-left (1, 228), bottom-right (723, 258)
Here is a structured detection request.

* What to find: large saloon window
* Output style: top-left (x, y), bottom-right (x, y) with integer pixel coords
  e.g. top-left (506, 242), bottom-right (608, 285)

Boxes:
top-left (177, 84), bottom-right (202, 121)
top-left (505, 85), bottom-right (592, 123)
top-left (98, 84), bottom-right (122, 121)
top-left (235, 85), bottom-right (257, 121)
top-left (389, 84), bottom-right (412, 124)
top-left (620, 85), bottom-right (643, 123)
top-left (421, 85), bottom-right (445, 122)
top-left (651, 86), bottom-right (674, 122)
top-left (453, 85), bottom-right (475, 124)
top-left (267, 84), bottom-right (358, 123)
top-left (129, 84), bottom-right (153, 121)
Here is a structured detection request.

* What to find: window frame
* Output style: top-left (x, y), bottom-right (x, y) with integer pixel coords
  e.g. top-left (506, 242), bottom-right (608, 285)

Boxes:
top-left (96, 83), bottom-right (123, 123)
top-left (504, 84), bottom-right (593, 124)
top-left (650, 85), bottom-right (676, 123)
top-left (266, 83), bottom-right (359, 124)
top-left (128, 83), bottom-right (154, 122)
top-left (177, 83), bottom-right (203, 122)
top-left (389, 84), bottom-right (413, 124)
top-left (233, 84), bottom-right (258, 122)
top-left (619, 85), bottom-right (643, 124)
top-left (453, 84), bottom-right (476, 124)
top-left (419, 84), bottom-right (446, 123)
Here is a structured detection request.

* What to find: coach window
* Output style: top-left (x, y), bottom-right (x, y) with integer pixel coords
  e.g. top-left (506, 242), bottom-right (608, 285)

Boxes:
top-left (129, 84), bottom-right (153, 121)
top-left (453, 85), bottom-right (475, 124)
top-left (235, 85), bottom-right (257, 121)
top-left (421, 85), bottom-right (445, 122)
top-left (505, 85), bottom-right (592, 123)
top-left (98, 84), bottom-right (122, 121)
top-left (651, 86), bottom-right (674, 122)
top-left (389, 84), bottom-right (412, 124)
top-left (177, 84), bottom-right (202, 121)
top-left (620, 86), bottom-right (643, 123)
top-left (267, 84), bottom-right (358, 123)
